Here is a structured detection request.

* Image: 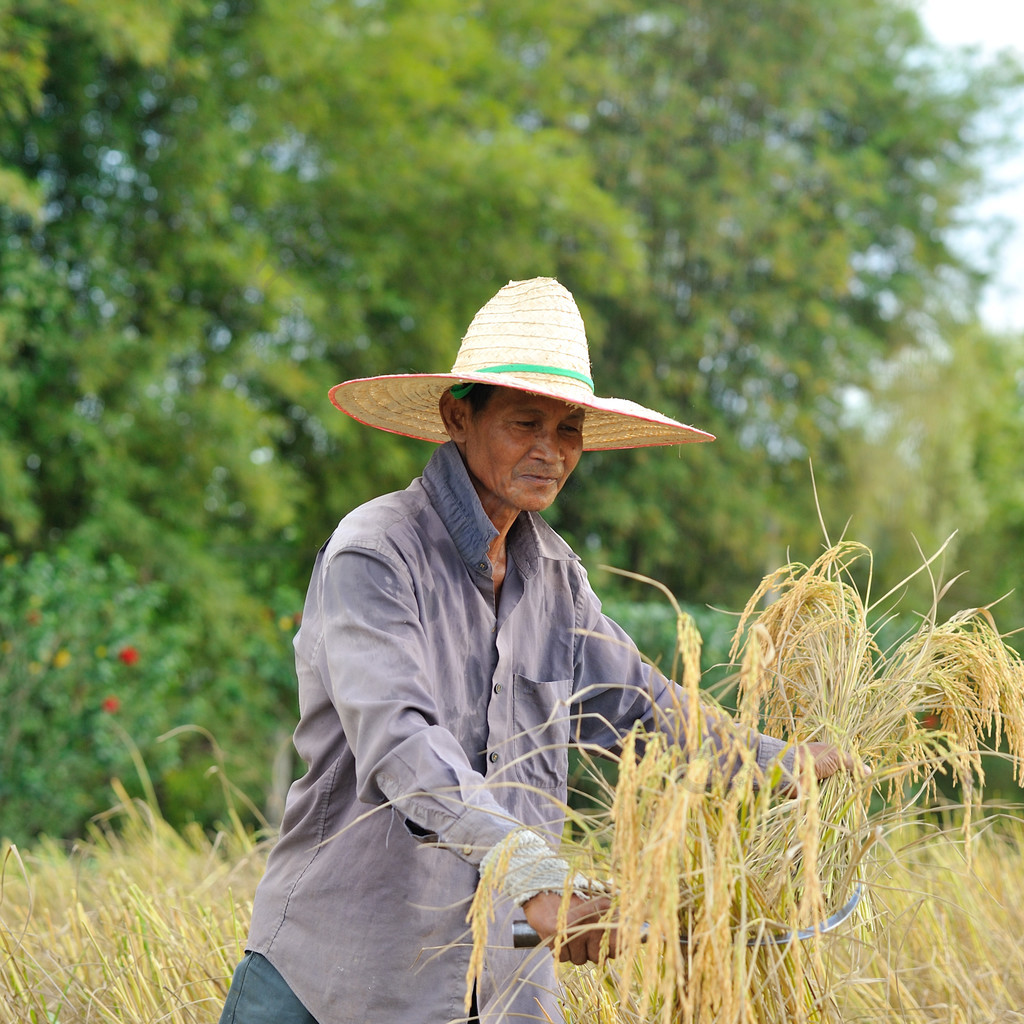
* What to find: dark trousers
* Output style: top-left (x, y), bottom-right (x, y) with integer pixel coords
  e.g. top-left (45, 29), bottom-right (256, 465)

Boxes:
top-left (219, 951), bottom-right (480, 1023)
top-left (219, 953), bottom-right (319, 1024)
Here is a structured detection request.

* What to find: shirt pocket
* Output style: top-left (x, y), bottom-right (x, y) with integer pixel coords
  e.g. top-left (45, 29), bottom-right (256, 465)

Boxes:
top-left (510, 674), bottom-right (571, 789)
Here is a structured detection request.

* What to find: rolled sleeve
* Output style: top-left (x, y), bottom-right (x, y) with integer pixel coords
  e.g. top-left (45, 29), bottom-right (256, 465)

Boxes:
top-left (756, 733), bottom-right (795, 776)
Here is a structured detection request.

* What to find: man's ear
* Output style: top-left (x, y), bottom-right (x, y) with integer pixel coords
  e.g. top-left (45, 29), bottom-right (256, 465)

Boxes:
top-left (439, 390), bottom-right (470, 443)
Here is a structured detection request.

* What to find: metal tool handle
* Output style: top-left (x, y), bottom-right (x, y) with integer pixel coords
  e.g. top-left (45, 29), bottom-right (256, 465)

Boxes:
top-left (512, 920), bottom-right (545, 948)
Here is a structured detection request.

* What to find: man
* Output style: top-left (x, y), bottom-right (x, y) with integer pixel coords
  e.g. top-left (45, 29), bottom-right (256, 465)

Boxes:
top-left (219, 278), bottom-right (851, 1024)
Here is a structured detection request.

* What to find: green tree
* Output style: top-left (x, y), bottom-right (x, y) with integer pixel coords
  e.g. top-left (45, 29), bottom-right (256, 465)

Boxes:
top-left (1, 0), bottom-right (644, 578)
top-left (840, 322), bottom-right (1024, 630)
top-left (549, 0), bottom-right (1024, 608)
top-left (2, 0), bottom-right (1022, 837)
top-left (0, 0), bottom-right (642, 835)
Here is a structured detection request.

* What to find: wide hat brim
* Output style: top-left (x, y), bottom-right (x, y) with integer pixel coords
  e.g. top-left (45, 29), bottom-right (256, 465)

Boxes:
top-left (328, 276), bottom-right (715, 451)
top-left (328, 371), bottom-right (714, 451)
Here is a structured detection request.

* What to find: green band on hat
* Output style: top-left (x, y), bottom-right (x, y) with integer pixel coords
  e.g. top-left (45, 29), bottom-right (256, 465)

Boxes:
top-left (450, 382), bottom-right (475, 399)
top-left (464, 363), bottom-right (595, 392)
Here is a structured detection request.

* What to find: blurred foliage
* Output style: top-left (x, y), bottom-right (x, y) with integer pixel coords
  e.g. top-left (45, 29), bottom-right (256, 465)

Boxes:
top-left (551, 0), bottom-right (1024, 606)
top-left (0, 542), bottom-right (186, 843)
top-left (1, 0), bottom-right (1022, 838)
top-left (0, 539), bottom-right (301, 845)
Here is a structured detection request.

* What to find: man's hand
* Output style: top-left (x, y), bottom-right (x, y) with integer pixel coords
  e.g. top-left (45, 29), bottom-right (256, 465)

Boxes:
top-left (798, 741), bottom-right (858, 781)
top-left (781, 741), bottom-right (867, 796)
top-left (521, 891), bottom-right (618, 965)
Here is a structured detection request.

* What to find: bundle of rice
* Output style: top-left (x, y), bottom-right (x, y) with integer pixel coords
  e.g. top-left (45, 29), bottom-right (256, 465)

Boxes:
top-left (472, 540), bottom-right (1024, 1023)
top-left (733, 541), bottom-right (1024, 848)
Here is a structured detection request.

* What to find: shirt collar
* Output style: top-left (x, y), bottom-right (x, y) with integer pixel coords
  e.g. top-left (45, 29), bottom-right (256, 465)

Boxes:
top-left (421, 442), bottom-right (498, 574)
top-left (420, 442), bottom-right (576, 579)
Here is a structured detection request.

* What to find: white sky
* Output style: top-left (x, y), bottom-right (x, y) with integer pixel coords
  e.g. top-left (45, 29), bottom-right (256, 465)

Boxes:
top-left (917, 0), bottom-right (1024, 332)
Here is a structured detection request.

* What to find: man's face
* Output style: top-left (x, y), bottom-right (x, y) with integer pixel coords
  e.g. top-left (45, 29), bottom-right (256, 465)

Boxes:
top-left (442, 387), bottom-right (584, 526)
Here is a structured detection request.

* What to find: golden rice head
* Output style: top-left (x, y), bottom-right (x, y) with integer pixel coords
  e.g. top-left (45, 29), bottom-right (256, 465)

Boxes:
top-left (732, 544), bottom-right (878, 745)
top-left (882, 605), bottom-right (1024, 789)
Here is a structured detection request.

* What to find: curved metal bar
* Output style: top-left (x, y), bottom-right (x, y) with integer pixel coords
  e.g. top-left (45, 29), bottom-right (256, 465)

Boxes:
top-left (742, 882), bottom-right (864, 947)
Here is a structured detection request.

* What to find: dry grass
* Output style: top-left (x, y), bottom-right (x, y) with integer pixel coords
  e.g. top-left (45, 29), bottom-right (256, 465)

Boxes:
top-left (3, 794), bottom-right (1022, 1023)
top-left (0, 780), bottom-right (267, 1024)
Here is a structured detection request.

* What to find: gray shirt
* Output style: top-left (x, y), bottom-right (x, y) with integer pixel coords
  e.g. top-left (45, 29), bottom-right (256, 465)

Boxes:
top-left (245, 441), bottom-right (789, 1023)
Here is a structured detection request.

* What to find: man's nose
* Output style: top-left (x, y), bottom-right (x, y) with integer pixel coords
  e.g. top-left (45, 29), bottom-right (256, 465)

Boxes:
top-left (530, 427), bottom-right (561, 462)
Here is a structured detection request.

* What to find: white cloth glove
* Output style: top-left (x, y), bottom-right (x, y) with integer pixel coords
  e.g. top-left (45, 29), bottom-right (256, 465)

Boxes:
top-left (479, 829), bottom-right (606, 906)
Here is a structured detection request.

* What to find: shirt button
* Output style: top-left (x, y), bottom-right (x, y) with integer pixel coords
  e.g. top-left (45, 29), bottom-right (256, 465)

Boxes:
top-left (489, 752), bottom-right (499, 763)
top-left (477, 561), bottom-right (488, 572)
top-left (493, 683), bottom-right (503, 694)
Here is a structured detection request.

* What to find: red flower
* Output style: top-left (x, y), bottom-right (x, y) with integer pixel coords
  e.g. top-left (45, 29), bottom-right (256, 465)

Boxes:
top-left (102, 695), bottom-right (121, 713)
top-left (117, 646), bottom-right (140, 666)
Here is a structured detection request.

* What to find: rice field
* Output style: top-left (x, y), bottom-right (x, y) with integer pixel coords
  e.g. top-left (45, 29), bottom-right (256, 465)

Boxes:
top-left (558, 814), bottom-right (1024, 1023)
top-left (0, 782), bottom-right (265, 1024)
top-left (3, 542), bottom-right (1024, 1023)
top-left (2, 788), bottom-right (1022, 1023)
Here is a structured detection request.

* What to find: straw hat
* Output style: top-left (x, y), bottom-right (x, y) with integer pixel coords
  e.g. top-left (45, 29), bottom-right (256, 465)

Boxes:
top-left (328, 277), bottom-right (714, 451)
